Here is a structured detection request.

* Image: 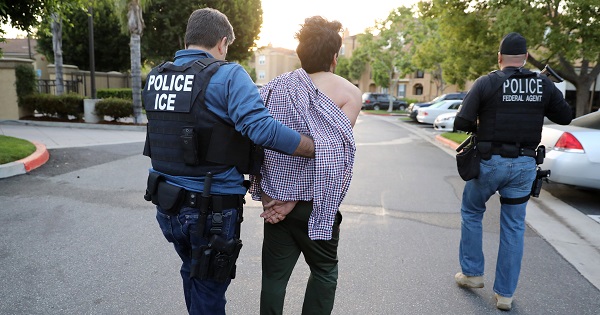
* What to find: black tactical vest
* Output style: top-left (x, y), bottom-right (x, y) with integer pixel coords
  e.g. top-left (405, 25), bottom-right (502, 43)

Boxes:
top-left (477, 69), bottom-right (551, 148)
top-left (142, 58), bottom-right (255, 176)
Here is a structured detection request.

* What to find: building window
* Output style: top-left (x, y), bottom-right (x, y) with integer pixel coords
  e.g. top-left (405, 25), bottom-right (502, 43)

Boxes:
top-left (413, 84), bottom-right (423, 95)
top-left (339, 45), bottom-right (346, 56)
top-left (416, 70), bottom-right (424, 78)
top-left (258, 71), bottom-right (265, 79)
top-left (259, 55), bottom-right (266, 65)
top-left (397, 84), bottom-right (406, 98)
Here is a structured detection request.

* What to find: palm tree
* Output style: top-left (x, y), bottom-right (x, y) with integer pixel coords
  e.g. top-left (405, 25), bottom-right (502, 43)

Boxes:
top-left (116, 0), bottom-right (148, 124)
top-left (51, 12), bottom-right (64, 96)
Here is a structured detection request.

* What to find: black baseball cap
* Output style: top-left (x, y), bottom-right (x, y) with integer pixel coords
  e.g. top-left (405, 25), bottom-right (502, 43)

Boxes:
top-left (499, 32), bottom-right (527, 55)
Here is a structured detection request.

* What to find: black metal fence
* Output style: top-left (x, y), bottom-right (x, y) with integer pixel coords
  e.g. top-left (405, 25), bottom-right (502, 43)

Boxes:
top-left (38, 79), bottom-right (80, 95)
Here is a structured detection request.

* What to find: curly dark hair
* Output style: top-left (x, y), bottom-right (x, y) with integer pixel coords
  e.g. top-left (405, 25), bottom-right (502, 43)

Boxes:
top-left (295, 16), bottom-right (343, 74)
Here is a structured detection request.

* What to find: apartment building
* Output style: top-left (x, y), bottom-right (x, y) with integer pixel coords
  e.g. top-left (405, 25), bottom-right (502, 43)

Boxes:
top-left (253, 44), bottom-right (300, 87)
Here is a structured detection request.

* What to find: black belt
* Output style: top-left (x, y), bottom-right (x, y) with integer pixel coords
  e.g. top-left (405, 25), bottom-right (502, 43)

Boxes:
top-left (489, 146), bottom-right (536, 158)
top-left (182, 190), bottom-right (243, 211)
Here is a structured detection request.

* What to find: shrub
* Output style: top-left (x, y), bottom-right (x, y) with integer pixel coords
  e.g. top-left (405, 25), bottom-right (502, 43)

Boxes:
top-left (20, 93), bottom-right (84, 119)
top-left (95, 97), bottom-right (133, 121)
top-left (97, 88), bottom-right (132, 100)
top-left (404, 98), bottom-right (419, 105)
top-left (15, 64), bottom-right (38, 105)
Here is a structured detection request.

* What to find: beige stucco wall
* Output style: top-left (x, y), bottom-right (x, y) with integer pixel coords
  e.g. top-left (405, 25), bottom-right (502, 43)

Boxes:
top-left (47, 65), bottom-right (130, 97)
top-left (0, 58), bottom-right (35, 120)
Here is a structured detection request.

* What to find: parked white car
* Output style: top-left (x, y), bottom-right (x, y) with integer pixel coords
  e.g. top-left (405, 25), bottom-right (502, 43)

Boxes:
top-left (540, 111), bottom-right (600, 190)
top-left (433, 112), bottom-right (457, 132)
top-left (416, 100), bottom-right (462, 124)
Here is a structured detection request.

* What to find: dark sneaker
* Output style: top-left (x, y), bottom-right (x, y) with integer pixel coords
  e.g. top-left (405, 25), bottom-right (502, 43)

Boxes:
top-left (454, 272), bottom-right (484, 288)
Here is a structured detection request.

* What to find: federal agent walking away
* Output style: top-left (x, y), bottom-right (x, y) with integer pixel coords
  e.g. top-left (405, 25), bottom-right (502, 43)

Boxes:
top-left (141, 8), bottom-right (315, 315)
top-left (453, 32), bottom-right (572, 311)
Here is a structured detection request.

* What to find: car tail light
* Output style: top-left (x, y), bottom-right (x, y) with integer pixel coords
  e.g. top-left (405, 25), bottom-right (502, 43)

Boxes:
top-left (423, 111), bottom-right (428, 116)
top-left (365, 100), bottom-right (371, 104)
top-left (554, 132), bottom-right (584, 153)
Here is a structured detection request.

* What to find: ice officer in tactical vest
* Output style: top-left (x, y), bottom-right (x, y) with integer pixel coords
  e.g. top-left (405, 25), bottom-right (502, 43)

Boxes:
top-left (141, 8), bottom-right (315, 315)
top-left (453, 32), bottom-right (572, 311)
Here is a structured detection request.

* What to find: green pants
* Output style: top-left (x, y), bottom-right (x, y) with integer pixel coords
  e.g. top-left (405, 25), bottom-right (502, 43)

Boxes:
top-left (260, 201), bottom-right (342, 315)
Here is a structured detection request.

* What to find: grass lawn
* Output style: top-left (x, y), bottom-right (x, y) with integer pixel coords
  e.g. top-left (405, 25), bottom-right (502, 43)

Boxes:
top-left (440, 132), bottom-right (469, 144)
top-left (0, 135), bottom-right (36, 164)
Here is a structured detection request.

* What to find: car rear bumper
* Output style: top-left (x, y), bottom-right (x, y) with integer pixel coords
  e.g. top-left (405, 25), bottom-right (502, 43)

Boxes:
top-left (542, 150), bottom-right (600, 190)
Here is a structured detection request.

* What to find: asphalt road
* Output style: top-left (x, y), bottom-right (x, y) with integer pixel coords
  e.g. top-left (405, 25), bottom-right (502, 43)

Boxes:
top-left (0, 114), bottom-right (598, 314)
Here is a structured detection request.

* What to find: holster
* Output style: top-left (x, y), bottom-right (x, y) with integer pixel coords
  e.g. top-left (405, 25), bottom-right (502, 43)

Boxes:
top-left (191, 235), bottom-right (243, 282)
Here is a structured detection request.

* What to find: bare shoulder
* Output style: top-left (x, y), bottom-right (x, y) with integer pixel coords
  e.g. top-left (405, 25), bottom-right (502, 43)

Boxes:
top-left (327, 74), bottom-right (362, 126)
top-left (310, 72), bottom-right (362, 126)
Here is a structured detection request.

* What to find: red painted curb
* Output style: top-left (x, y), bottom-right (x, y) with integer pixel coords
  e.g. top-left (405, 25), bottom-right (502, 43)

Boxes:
top-left (17, 141), bottom-right (49, 172)
top-left (435, 135), bottom-right (460, 151)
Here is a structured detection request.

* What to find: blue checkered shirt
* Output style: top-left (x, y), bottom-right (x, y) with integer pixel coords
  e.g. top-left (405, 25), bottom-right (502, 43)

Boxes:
top-left (250, 69), bottom-right (355, 240)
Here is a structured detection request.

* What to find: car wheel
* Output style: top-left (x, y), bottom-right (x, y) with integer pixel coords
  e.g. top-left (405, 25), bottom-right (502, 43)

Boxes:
top-left (398, 105), bottom-right (406, 111)
top-left (373, 105), bottom-right (381, 111)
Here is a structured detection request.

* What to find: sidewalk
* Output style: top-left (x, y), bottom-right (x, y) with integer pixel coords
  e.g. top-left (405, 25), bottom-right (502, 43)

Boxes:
top-left (0, 119), bottom-right (146, 179)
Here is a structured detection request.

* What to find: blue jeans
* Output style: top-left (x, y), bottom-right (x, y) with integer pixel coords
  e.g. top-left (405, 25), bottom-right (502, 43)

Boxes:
top-left (459, 155), bottom-right (537, 298)
top-left (156, 205), bottom-right (241, 315)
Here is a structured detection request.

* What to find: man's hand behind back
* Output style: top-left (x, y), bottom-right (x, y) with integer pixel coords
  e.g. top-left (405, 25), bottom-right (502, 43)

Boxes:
top-left (260, 193), bottom-right (298, 224)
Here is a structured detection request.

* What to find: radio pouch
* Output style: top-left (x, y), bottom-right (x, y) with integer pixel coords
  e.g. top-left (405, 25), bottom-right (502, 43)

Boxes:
top-left (501, 143), bottom-right (519, 158)
top-left (477, 141), bottom-right (492, 160)
top-left (181, 126), bottom-right (201, 165)
top-left (157, 181), bottom-right (184, 213)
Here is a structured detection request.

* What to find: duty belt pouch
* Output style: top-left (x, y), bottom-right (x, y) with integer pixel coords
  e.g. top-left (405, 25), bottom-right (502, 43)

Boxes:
top-left (157, 181), bottom-right (184, 213)
top-left (144, 172), bottom-right (162, 203)
top-left (501, 143), bottom-right (519, 158)
top-left (477, 142), bottom-right (492, 160)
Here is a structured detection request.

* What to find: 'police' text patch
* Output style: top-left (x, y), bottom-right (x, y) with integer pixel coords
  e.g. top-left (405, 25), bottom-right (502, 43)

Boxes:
top-left (502, 77), bottom-right (543, 102)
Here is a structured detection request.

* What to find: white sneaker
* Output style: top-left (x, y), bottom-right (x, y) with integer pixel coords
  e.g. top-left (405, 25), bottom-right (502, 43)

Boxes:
top-left (454, 272), bottom-right (484, 288)
top-left (495, 293), bottom-right (513, 311)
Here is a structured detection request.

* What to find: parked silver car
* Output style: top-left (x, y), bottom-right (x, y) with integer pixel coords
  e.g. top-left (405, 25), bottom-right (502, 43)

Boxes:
top-left (416, 100), bottom-right (462, 124)
top-left (433, 111), bottom-right (457, 132)
top-left (540, 111), bottom-right (600, 190)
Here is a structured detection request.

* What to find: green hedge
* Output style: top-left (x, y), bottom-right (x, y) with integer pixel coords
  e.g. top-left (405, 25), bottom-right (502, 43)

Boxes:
top-left (95, 97), bottom-right (134, 121)
top-left (97, 88), bottom-right (132, 100)
top-left (15, 64), bottom-right (37, 105)
top-left (21, 93), bottom-right (84, 118)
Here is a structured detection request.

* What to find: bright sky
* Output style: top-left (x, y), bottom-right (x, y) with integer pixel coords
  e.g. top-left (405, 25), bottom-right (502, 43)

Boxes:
top-left (257, 0), bottom-right (419, 49)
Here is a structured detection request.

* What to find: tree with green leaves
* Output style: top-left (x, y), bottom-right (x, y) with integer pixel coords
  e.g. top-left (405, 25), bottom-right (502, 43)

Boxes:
top-left (356, 7), bottom-right (415, 112)
top-left (421, 0), bottom-right (600, 116)
top-left (36, 0), bottom-right (131, 72)
top-left (348, 49), bottom-right (369, 83)
top-left (0, 0), bottom-right (47, 54)
top-left (141, 0), bottom-right (262, 64)
top-left (0, 0), bottom-right (85, 94)
top-left (335, 56), bottom-right (351, 81)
